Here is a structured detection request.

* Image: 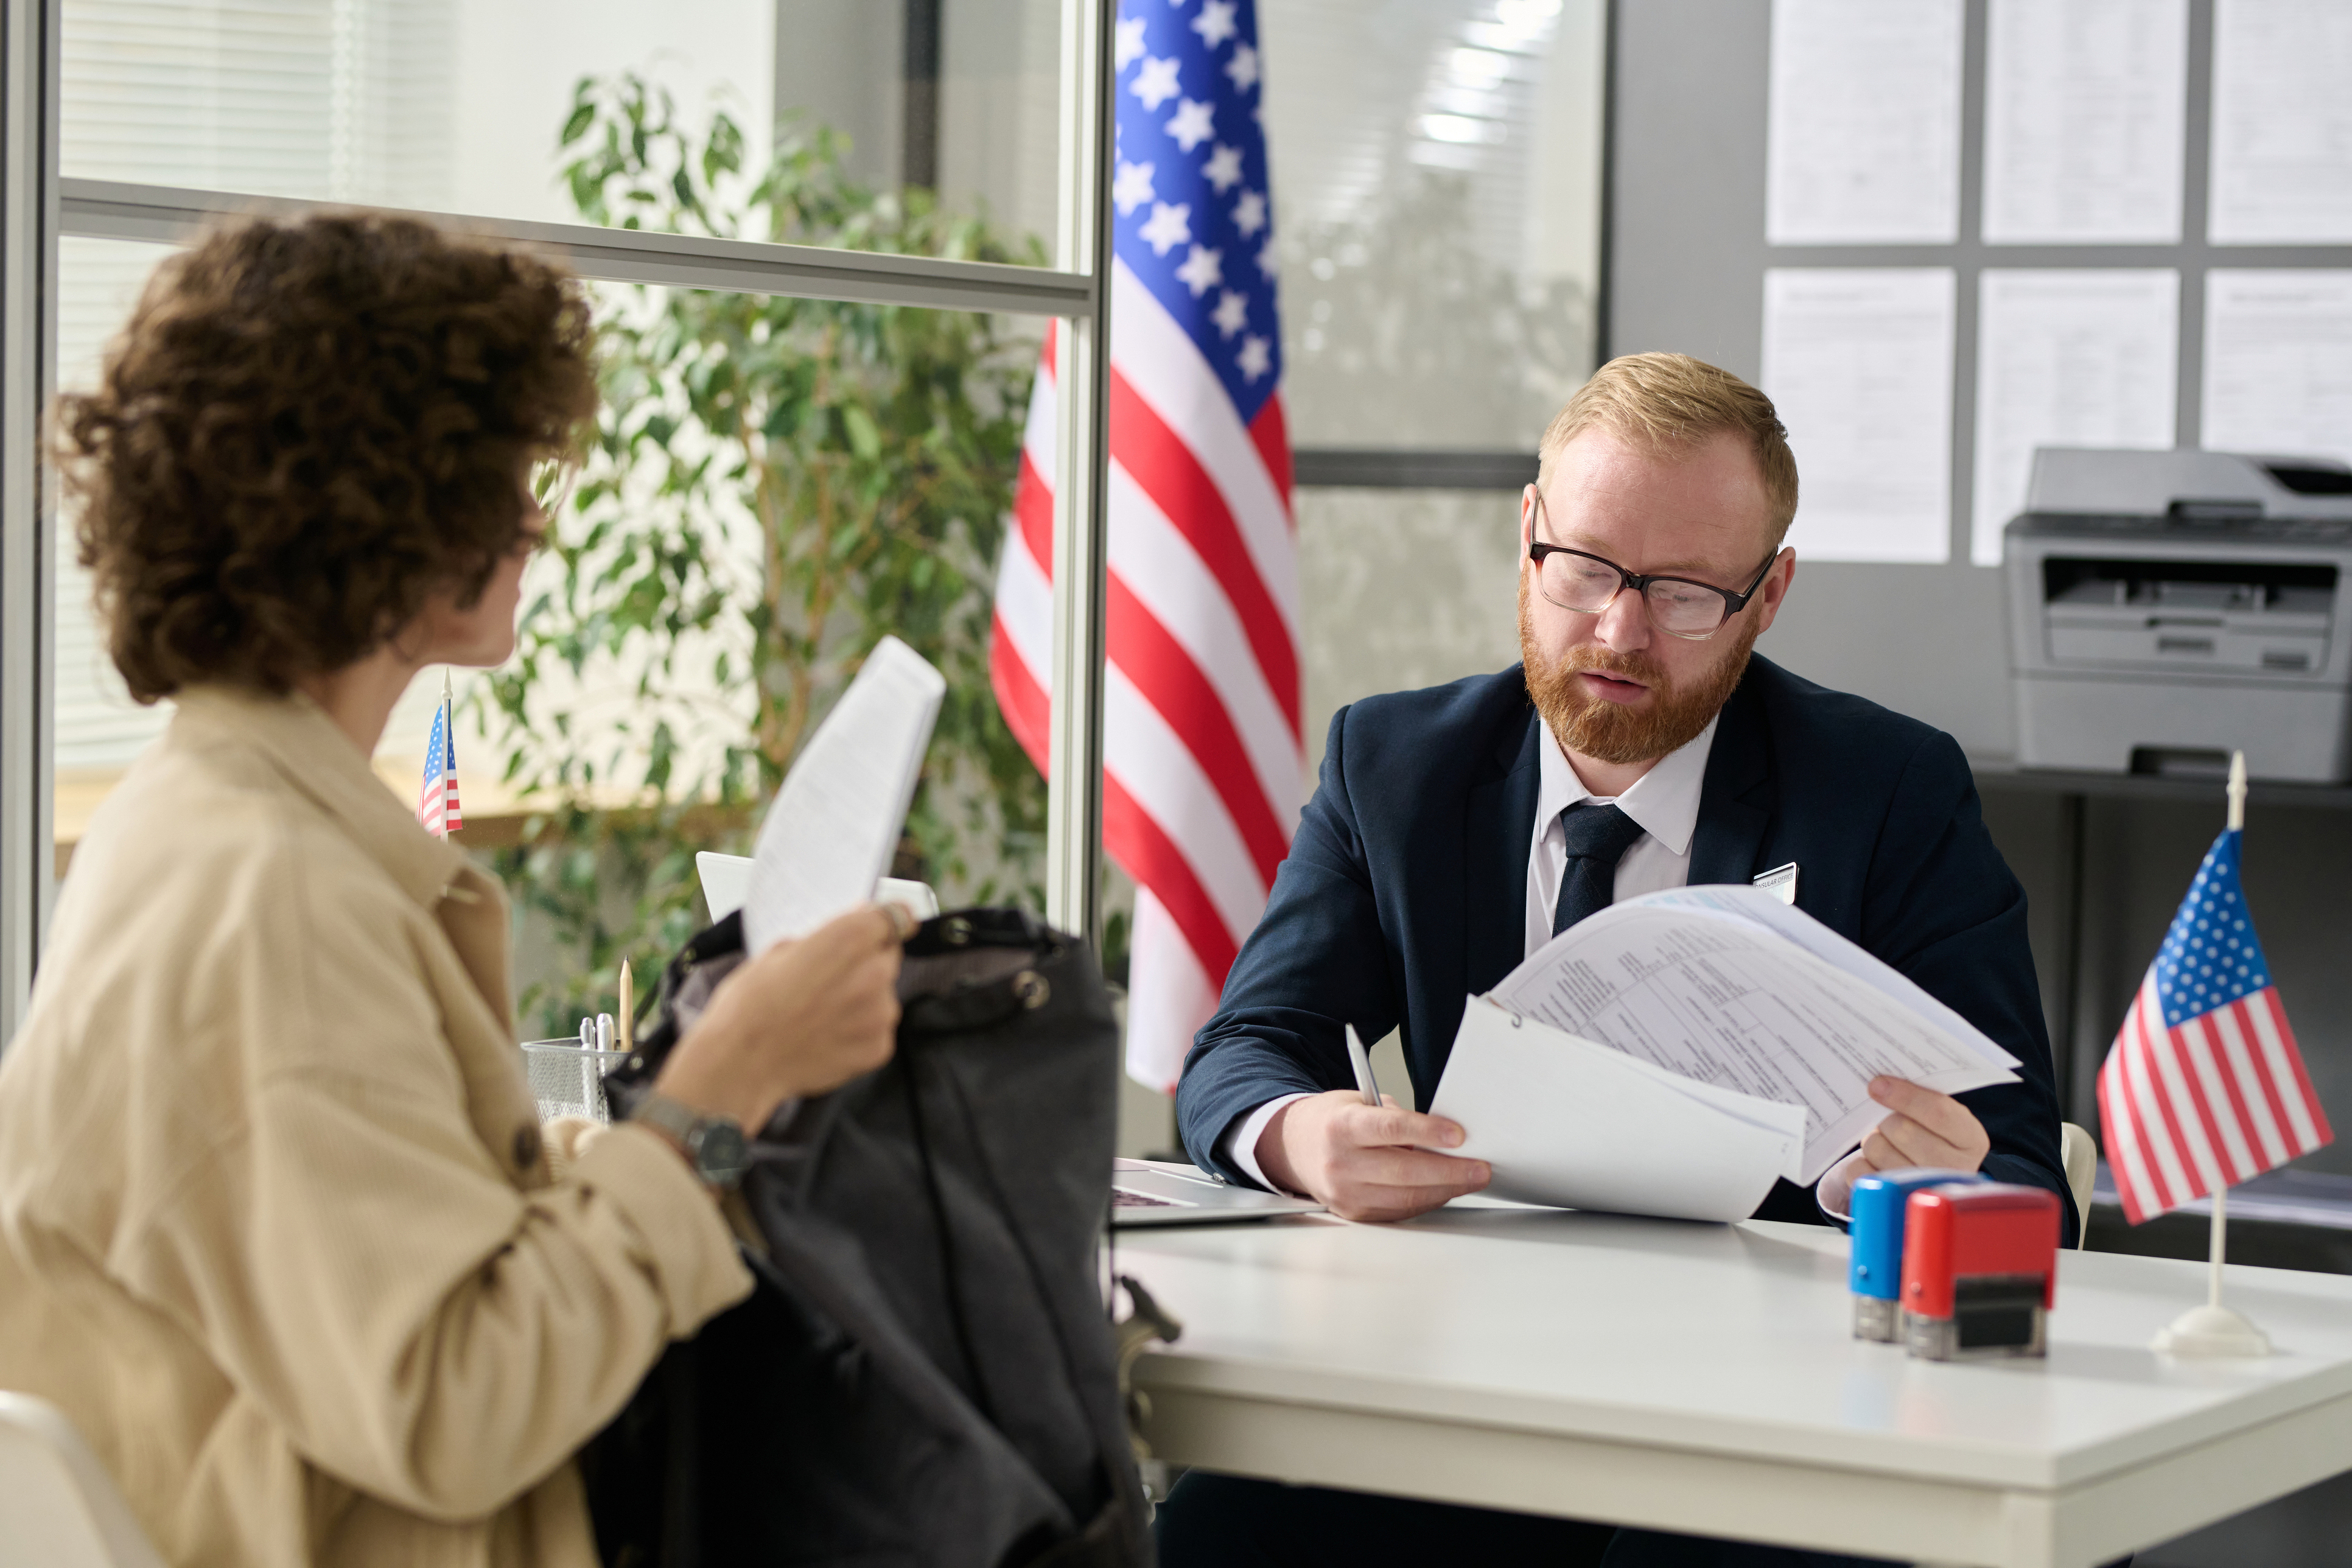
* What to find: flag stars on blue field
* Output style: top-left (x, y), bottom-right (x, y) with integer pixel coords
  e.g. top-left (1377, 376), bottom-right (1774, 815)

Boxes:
top-left (1175, 244), bottom-right (1223, 296)
top-left (1192, 0), bottom-right (1239, 47)
top-left (1115, 0), bottom-right (1281, 420)
top-left (1133, 56), bottom-right (1181, 111)
top-left (2152, 830), bottom-right (2273, 1024)
top-left (1166, 99), bottom-right (1216, 151)
top-left (1139, 202), bottom-right (1191, 255)
top-left (1114, 159), bottom-right (1155, 215)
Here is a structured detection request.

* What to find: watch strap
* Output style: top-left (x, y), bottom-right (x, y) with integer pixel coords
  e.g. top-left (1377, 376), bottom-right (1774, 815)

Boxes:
top-left (631, 1093), bottom-right (751, 1189)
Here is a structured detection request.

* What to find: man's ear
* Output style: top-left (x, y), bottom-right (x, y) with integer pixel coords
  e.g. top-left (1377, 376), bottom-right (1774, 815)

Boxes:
top-left (1752, 548), bottom-right (1797, 636)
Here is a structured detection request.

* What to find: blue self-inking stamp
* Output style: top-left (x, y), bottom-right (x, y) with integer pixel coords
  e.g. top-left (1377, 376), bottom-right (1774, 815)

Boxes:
top-left (1849, 1167), bottom-right (1984, 1341)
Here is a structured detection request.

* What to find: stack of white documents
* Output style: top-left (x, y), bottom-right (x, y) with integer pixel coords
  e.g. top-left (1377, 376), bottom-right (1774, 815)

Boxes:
top-left (1428, 884), bottom-right (2020, 1222)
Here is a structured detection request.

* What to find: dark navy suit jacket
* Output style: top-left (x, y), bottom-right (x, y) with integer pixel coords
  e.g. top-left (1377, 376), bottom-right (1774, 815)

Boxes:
top-left (1175, 654), bottom-right (2076, 1238)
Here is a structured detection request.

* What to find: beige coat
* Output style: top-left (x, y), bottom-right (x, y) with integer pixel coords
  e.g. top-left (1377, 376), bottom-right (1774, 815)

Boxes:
top-left (0, 687), bottom-right (752, 1567)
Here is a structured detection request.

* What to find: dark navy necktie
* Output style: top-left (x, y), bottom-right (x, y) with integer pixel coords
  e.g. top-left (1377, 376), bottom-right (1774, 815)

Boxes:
top-left (1551, 803), bottom-right (1647, 937)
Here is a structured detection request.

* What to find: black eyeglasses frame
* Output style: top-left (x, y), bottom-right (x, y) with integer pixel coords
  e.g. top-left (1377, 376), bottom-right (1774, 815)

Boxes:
top-left (1526, 497), bottom-right (1779, 642)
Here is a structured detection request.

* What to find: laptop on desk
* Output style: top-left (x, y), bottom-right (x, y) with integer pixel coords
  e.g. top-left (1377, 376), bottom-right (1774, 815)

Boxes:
top-left (1111, 1158), bottom-right (1325, 1227)
top-left (696, 851), bottom-right (940, 925)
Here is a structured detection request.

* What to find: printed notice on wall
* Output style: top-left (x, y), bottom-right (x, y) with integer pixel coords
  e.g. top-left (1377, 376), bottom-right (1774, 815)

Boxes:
top-left (2203, 271), bottom-right (2352, 467)
top-left (1982, 0), bottom-right (2187, 245)
top-left (1972, 271), bottom-right (2179, 566)
top-left (2209, 0), bottom-right (2352, 243)
top-left (1766, 0), bottom-right (1963, 245)
top-left (1761, 269), bottom-right (1955, 564)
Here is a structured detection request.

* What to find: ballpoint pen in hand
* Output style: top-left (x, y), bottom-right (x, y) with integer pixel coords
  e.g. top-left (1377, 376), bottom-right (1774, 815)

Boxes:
top-left (1344, 1023), bottom-right (1382, 1107)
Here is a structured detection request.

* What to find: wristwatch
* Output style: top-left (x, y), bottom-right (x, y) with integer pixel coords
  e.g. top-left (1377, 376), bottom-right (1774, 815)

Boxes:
top-left (631, 1094), bottom-right (752, 1190)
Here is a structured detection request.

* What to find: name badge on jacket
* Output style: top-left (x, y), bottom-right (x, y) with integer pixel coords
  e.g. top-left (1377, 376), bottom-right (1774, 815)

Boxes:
top-left (1752, 862), bottom-right (1799, 906)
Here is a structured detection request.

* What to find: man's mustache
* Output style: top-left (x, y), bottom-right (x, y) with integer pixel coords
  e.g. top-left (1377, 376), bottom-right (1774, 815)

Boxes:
top-left (1557, 643), bottom-right (1671, 690)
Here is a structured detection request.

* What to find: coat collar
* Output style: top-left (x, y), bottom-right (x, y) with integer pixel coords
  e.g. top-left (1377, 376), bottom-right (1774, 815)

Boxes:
top-left (1687, 658), bottom-right (1777, 887)
top-left (1464, 688), bottom-right (1543, 996)
top-left (168, 685), bottom-right (483, 913)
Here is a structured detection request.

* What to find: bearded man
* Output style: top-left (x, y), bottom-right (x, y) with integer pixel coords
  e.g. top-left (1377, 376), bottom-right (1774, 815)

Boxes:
top-left (1174, 349), bottom-right (2068, 1234)
top-left (1157, 353), bottom-right (2070, 1563)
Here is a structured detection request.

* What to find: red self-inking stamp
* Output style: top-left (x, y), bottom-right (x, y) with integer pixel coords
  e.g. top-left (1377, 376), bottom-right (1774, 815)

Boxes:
top-left (1899, 1183), bottom-right (2062, 1361)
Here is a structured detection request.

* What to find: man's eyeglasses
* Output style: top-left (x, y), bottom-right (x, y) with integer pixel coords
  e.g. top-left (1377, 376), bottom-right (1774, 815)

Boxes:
top-left (1526, 495), bottom-right (1776, 641)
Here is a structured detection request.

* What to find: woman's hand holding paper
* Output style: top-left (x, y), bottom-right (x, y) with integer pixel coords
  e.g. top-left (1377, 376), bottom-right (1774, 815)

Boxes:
top-left (655, 904), bottom-right (906, 1131)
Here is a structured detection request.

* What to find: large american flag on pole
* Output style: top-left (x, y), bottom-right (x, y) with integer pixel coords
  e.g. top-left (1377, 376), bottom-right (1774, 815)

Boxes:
top-left (991, 0), bottom-right (1298, 1090)
top-left (2097, 826), bottom-right (2331, 1224)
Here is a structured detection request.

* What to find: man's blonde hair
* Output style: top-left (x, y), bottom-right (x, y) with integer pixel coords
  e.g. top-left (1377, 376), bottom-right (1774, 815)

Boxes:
top-left (1535, 352), bottom-right (1799, 547)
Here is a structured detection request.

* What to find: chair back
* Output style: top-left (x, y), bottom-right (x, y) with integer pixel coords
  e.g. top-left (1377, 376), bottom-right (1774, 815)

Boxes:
top-left (0, 1392), bottom-right (168, 1568)
top-left (2059, 1122), bottom-right (2098, 1249)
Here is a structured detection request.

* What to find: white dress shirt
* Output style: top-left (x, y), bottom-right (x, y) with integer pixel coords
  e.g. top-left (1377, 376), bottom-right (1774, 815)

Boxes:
top-left (1220, 716), bottom-right (1720, 1190)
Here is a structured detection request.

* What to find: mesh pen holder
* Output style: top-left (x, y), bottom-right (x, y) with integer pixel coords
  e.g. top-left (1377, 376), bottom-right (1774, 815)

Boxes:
top-left (519, 1038), bottom-right (634, 1124)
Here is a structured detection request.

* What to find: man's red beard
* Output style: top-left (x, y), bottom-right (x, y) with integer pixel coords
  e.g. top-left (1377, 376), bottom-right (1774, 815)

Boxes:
top-left (1517, 575), bottom-right (1761, 766)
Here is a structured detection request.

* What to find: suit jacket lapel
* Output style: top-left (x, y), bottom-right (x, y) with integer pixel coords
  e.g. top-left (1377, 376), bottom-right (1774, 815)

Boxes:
top-left (1689, 665), bottom-right (1776, 887)
top-left (1465, 707), bottom-right (1542, 995)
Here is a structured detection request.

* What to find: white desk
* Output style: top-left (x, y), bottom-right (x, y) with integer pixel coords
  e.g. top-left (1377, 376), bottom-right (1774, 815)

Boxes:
top-left (1118, 1206), bottom-right (2352, 1567)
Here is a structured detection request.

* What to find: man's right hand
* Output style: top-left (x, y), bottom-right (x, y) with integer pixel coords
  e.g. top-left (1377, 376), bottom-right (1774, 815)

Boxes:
top-left (1256, 1090), bottom-right (1491, 1222)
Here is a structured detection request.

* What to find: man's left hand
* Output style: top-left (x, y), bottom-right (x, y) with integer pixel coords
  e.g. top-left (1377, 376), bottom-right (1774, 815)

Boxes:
top-left (1817, 1077), bottom-right (1993, 1219)
top-left (1856, 1076), bottom-right (1990, 1175)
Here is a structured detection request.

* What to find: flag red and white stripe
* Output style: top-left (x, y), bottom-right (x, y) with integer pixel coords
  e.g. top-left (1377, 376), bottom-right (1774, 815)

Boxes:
top-left (2096, 827), bottom-right (2330, 1224)
top-left (418, 689), bottom-right (463, 839)
top-left (992, 296), bottom-right (1300, 1090)
top-left (996, 2), bottom-right (1298, 1090)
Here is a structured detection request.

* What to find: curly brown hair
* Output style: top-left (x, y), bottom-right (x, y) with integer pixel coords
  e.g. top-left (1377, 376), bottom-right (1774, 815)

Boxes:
top-left (56, 212), bottom-right (600, 700)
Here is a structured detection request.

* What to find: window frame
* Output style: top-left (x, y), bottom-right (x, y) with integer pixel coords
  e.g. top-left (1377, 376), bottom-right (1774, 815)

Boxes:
top-left (0, 0), bottom-right (1118, 1042)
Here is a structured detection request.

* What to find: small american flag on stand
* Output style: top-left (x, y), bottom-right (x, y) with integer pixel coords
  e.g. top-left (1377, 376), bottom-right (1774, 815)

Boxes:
top-left (2097, 769), bottom-right (2329, 1226)
top-left (418, 675), bottom-right (463, 838)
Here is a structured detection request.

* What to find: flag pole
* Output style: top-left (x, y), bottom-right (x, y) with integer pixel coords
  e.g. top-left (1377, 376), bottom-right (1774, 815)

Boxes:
top-left (2152, 751), bottom-right (2271, 1359)
top-left (439, 672), bottom-right (455, 841)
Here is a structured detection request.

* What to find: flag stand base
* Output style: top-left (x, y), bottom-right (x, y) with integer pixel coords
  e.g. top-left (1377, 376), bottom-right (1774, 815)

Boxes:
top-left (2152, 1303), bottom-right (2271, 1358)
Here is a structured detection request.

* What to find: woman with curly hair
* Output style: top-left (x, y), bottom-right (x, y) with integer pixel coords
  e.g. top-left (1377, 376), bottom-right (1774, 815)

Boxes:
top-left (0, 213), bottom-right (905, 1566)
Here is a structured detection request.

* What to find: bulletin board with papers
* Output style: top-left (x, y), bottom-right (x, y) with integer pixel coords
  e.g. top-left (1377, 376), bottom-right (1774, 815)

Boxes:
top-left (1687, 0), bottom-right (2352, 575)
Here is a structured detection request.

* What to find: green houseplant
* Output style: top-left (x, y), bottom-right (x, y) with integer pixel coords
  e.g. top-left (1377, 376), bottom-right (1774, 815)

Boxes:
top-left (481, 74), bottom-right (1046, 1034)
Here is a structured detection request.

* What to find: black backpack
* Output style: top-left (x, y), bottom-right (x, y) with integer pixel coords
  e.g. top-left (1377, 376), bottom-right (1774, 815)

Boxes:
top-left (581, 907), bottom-right (1152, 1568)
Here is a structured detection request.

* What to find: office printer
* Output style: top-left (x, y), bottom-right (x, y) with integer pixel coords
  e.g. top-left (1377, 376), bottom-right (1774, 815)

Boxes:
top-left (2004, 449), bottom-right (2352, 783)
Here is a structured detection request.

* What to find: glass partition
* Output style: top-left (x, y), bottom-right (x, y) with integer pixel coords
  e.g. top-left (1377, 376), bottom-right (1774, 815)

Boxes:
top-left (1262, 0), bottom-right (1606, 450)
top-left (51, 251), bottom-right (1048, 1034)
top-left (61, 0), bottom-right (1064, 254)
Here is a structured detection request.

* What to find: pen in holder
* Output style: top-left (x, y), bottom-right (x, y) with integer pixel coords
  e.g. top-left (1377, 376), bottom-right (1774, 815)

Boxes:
top-left (519, 1018), bottom-right (631, 1124)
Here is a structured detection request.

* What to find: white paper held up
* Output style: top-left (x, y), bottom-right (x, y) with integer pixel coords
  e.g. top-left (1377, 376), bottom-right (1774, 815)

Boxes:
top-left (742, 635), bottom-right (946, 954)
top-left (1430, 999), bottom-right (1806, 1224)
